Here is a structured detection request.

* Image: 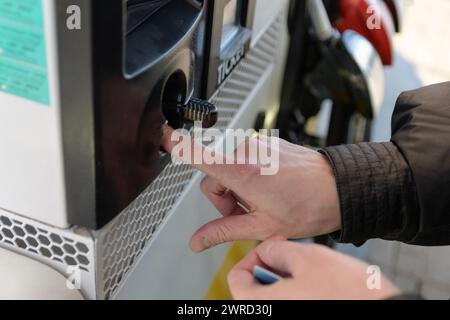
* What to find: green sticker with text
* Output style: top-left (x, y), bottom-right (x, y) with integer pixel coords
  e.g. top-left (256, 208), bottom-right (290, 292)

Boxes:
top-left (0, 0), bottom-right (49, 106)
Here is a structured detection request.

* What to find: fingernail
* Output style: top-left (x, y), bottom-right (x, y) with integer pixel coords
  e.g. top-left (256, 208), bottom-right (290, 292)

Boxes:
top-left (190, 236), bottom-right (213, 253)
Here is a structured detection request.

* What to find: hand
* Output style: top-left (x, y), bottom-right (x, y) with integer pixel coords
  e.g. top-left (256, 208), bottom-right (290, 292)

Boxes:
top-left (228, 239), bottom-right (401, 300)
top-left (161, 126), bottom-right (341, 252)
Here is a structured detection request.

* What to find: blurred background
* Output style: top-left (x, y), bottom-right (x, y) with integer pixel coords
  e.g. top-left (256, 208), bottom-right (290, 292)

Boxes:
top-left (337, 0), bottom-right (450, 300)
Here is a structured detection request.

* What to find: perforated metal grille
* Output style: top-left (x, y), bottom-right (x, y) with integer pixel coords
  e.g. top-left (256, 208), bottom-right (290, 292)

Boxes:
top-left (100, 15), bottom-right (283, 299)
top-left (0, 213), bottom-right (91, 271)
top-left (100, 163), bottom-right (195, 299)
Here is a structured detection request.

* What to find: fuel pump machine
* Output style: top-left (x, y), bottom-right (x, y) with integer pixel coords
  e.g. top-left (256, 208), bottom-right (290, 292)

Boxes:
top-left (0, 0), bottom-right (290, 299)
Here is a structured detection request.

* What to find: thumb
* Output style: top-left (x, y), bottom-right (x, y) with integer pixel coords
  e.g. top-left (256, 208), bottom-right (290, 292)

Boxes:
top-left (256, 240), bottom-right (305, 277)
top-left (189, 214), bottom-right (273, 252)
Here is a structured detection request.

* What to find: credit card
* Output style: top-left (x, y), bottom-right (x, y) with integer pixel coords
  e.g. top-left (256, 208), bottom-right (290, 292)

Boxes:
top-left (253, 266), bottom-right (282, 285)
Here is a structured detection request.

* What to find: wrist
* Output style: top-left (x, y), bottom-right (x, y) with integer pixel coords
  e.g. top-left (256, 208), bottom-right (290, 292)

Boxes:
top-left (300, 152), bottom-right (342, 237)
top-left (319, 153), bottom-right (342, 233)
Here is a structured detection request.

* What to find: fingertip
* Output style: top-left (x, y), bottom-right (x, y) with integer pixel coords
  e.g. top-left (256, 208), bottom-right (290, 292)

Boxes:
top-left (160, 125), bottom-right (176, 153)
top-left (256, 237), bottom-right (288, 256)
top-left (255, 239), bottom-right (303, 276)
top-left (162, 124), bottom-right (175, 135)
top-left (189, 234), bottom-right (212, 253)
top-left (256, 238), bottom-right (286, 256)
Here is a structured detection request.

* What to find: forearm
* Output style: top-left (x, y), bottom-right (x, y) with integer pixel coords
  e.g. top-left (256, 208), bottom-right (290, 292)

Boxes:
top-left (320, 142), bottom-right (420, 244)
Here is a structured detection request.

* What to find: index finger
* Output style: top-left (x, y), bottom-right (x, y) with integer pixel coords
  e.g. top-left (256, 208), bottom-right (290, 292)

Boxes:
top-left (160, 125), bottom-right (247, 186)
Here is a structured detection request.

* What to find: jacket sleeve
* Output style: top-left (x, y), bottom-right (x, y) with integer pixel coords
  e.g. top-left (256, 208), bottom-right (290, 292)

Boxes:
top-left (320, 82), bottom-right (450, 245)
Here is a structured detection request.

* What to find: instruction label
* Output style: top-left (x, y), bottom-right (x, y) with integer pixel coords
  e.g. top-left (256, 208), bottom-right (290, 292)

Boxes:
top-left (0, 0), bottom-right (49, 106)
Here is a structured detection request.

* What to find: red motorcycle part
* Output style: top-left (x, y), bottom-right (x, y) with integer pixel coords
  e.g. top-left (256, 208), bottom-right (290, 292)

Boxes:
top-left (335, 0), bottom-right (395, 65)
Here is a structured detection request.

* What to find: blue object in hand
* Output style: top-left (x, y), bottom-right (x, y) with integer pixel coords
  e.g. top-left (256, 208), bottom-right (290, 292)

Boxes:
top-left (253, 266), bottom-right (283, 285)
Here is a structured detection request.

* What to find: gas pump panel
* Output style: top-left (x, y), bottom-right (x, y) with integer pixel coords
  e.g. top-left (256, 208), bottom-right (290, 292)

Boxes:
top-left (0, 0), bottom-right (290, 299)
top-left (0, 0), bottom-right (209, 230)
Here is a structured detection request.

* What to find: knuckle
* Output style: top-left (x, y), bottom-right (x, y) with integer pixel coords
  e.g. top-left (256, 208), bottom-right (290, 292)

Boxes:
top-left (237, 164), bottom-right (260, 182)
top-left (210, 223), bottom-right (232, 246)
top-left (250, 214), bottom-right (278, 239)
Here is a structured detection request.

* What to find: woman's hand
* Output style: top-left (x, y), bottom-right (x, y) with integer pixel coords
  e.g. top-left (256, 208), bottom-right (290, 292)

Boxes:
top-left (228, 239), bottom-right (401, 300)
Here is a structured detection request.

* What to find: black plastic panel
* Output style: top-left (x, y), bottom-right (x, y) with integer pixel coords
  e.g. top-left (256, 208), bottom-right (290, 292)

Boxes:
top-left (84, 0), bottom-right (206, 228)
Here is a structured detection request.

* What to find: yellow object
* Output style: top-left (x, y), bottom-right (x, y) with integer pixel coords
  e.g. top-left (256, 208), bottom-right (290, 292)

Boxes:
top-left (204, 240), bottom-right (258, 300)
